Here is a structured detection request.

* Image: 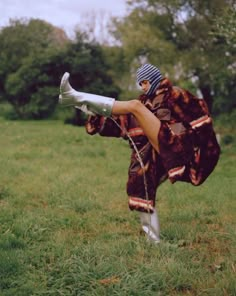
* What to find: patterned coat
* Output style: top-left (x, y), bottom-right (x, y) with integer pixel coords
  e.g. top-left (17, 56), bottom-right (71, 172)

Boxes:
top-left (85, 78), bottom-right (220, 213)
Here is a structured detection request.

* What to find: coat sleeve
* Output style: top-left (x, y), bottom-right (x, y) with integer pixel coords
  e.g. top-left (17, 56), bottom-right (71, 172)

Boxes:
top-left (85, 114), bottom-right (129, 138)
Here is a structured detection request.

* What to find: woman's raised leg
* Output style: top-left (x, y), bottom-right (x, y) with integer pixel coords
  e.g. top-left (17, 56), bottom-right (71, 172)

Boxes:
top-left (59, 72), bottom-right (160, 152)
top-left (112, 100), bottom-right (161, 152)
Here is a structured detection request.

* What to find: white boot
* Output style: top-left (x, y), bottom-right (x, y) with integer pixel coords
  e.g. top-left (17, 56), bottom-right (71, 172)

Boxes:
top-left (59, 72), bottom-right (115, 117)
top-left (140, 208), bottom-right (160, 244)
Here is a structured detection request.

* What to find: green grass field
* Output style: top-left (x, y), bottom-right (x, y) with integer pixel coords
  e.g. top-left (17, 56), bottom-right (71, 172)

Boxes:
top-left (0, 116), bottom-right (235, 295)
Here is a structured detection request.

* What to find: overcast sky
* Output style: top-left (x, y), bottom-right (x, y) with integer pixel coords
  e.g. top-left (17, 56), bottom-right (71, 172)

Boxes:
top-left (0, 0), bottom-right (127, 39)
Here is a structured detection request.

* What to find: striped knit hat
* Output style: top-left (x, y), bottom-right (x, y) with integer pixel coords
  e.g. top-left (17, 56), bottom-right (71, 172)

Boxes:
top-left (136, 64), bottom-right (162, 96)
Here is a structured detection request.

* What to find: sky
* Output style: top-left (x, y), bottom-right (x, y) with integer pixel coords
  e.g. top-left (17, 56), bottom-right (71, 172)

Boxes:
top-left (0, 0), bottom-right (127, 40)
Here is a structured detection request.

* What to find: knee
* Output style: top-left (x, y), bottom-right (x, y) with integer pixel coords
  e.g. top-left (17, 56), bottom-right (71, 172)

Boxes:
top-left (129, 100), bottom-right (143, 113)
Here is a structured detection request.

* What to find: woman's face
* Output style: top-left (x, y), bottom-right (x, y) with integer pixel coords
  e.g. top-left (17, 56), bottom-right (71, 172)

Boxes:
top-left (140, 80), bottom-right (150, 93)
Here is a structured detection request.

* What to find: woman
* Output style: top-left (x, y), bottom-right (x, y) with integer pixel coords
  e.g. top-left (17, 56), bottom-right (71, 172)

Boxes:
top-left (59, 64), bottom-right (220, 244)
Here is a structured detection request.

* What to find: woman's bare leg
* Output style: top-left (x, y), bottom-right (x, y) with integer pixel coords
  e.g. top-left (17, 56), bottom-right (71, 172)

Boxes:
top-left (112, 100), bottom-right (160, 152)
top-left (58, 72), bottom-right (160, 150)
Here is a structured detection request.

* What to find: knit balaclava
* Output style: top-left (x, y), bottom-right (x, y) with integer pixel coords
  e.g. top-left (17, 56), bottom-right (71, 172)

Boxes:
top-left (136, 63), bottom-right (162, 96)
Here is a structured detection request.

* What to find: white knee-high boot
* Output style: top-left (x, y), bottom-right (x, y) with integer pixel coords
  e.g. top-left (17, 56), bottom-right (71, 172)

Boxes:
top-left (140, 208), bottom-right (160, 244)
top-left (59, 72), bottom-right (115, 117)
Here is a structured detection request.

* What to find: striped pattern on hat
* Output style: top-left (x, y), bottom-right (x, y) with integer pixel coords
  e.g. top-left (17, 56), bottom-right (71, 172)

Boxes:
top-left (136, 64), bottom-right (162, 96)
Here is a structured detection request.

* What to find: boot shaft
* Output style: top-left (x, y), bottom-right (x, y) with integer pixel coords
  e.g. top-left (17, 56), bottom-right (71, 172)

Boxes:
top-left (59, 72), bottom-right (115, 117)
top-left (140, 208), bottom-right (160, 243)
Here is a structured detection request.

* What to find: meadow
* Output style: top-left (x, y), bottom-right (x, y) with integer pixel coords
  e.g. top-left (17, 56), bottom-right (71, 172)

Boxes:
top-left (0, 115), bottom-right (235, 295)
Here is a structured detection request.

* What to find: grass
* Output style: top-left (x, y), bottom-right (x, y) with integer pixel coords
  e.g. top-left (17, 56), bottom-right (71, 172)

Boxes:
top-left (0, 116), bottom-right (235, 295)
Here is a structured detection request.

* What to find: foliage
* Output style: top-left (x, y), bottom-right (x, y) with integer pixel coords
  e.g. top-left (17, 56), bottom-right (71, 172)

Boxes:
top-left (210, 6), bottom-right (236, 114)
top-left (100, 46), bottom-right (131, 95)
top-left (0, 18), bottom-right (67, 93)
top-left (65, 32), bottom-right (121, 98)
top-left (212, 6), bottom-right (236, 50)
top-left (4, 49), bottom-right (65, 119)
top-left (0, 19), bottom-right (68, 119)
top-left (0, 116), bottom-right (235, 295)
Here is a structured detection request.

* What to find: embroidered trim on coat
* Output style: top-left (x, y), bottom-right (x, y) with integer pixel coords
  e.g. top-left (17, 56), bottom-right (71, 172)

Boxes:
top-left (128, 127), bottom-right (145, 137)
top-left (190, 115), bottom-right (211, 129)
top-left (129, 197), bottom-right (154, 212)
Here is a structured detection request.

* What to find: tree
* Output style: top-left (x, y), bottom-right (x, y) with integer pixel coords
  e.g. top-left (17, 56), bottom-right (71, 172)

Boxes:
top-left (0, 19), bottom-right (68, 119)
top-left (60, 31), bottom-right (121, 125)
top-left (101, 45), bottom-right (134, 100)
top-left (0, 19), bottom-right (67, 96)
top-left (112, 8), bottom-right (177, 89)
top-left (5, 48), bottom-right (66, 119)
top-left (209, 5), bottom-right (236, 113)
top-left (0, 19), bottom-right (121, 120)
top-left (61, 31), bottom-right (121, 97)
top-left (0, 18), bottom-right (69, 118)
top-left (212, 6), bottom-right (236, 50)
top-left (112, 0), bottom-right (236, 114)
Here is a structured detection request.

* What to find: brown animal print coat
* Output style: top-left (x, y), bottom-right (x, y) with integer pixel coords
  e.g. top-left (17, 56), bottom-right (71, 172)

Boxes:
top-left (85, 78), bottom-right (220, 213)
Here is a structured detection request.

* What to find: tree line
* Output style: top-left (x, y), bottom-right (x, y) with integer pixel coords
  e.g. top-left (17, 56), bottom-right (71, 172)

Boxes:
top-left (0, 0), bottom-right (235, 121)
